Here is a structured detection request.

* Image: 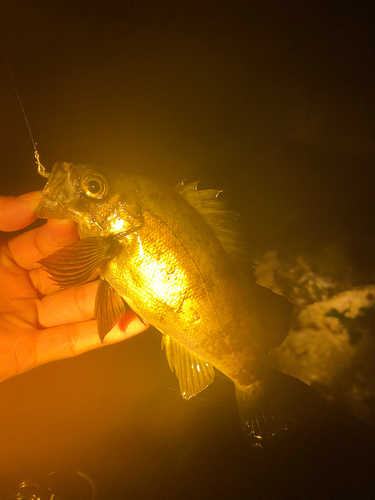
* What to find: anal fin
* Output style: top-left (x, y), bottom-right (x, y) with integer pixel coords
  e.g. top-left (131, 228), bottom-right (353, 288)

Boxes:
top-left (95, 278), bottom-right (127, 342)
top-left (162, 335), bottom-right (215, 399)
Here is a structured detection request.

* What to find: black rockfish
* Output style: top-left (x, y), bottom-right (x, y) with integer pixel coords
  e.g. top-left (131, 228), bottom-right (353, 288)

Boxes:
top-left (36, 161), bottom-right (312, 446)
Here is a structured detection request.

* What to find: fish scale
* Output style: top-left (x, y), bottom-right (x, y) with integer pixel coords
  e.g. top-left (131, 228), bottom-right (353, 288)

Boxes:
top-left (36, 161), bottom-right (316, 447)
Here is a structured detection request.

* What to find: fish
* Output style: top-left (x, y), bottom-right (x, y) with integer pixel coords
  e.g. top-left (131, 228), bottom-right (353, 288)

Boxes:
top-left (36, 161), bottom-right (314, 447)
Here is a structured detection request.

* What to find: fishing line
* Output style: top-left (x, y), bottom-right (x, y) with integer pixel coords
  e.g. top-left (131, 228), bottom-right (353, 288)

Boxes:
top-left (0, 43), bottom-right (49, 178)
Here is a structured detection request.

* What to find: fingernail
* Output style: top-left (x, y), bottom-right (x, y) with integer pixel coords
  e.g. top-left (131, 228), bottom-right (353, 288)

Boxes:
top-left (17, 191), bottom-right (43, 201)
top-left (50, 219), bottom-right (76, 228)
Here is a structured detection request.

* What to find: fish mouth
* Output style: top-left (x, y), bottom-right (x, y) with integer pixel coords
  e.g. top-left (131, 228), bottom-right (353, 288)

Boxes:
top-left (35, 198), bottom-right (71, 219)
top-left (35, 161), bottom-right (77, 219)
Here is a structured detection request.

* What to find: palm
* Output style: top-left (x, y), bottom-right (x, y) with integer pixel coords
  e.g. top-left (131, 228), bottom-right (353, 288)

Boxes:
top-left (0, 193), bottom-right (148, 383)
top-left (0, 242), bottom-right (40, 381)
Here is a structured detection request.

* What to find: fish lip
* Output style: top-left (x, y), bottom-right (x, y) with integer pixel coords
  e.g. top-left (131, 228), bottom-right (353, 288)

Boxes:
top-left (35, 161), bottom-right (77, 219)
top-left (35, 199), bottom-right (70, 219)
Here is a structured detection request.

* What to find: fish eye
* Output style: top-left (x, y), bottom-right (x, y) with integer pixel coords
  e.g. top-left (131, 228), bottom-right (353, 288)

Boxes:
top-left (81, 173), bottom-right (108, 199)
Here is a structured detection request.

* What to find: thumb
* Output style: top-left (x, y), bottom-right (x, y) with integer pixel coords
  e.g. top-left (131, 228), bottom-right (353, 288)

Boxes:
top-left (0, 192), bottom-right (42, 232)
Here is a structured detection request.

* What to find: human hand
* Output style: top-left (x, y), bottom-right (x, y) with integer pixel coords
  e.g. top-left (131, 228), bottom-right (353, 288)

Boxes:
top-left (0, 191), bottom-right (149, 383)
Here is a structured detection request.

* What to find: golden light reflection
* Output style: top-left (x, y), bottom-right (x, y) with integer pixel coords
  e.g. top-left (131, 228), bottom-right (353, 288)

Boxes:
top-left (133, 252), bottom-right (187, 308)
top-left (109, 217), bottom-right (127, 233)
top-left (137, 236), bottom-right (144, 258)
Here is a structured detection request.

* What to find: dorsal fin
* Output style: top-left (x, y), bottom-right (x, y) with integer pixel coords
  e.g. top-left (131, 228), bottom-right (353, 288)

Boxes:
top-left (175, 180), bottom-right (252, 275)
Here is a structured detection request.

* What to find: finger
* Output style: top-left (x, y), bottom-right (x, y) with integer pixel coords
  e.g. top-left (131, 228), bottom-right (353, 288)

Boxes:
top-left (0, 313), bottom-right (149, 383)
top-left (36, 280), bottom-right (149, 334)
top-left (30, 267), bottom-right (99, 296)
top-left (37, 281), bottom-right (97, 327)
top-left (34, 314), bottom-right (149, 367)
top-left (115, 310), bottom-right (150, 338)
top-left (8, 218), bottom-right (79, 271)
top-left (29, 267), bottom-right (61, 296)
top-left (0, 192), bottom-right (42, 231)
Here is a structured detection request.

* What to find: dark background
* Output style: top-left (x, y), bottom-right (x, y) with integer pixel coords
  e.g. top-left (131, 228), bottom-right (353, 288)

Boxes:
top-left (0, 1), bottom-right (375, 499)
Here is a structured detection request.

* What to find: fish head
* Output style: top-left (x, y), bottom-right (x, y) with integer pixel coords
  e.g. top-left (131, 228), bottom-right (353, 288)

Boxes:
top-left (36, 161), bottom-right (144, 238)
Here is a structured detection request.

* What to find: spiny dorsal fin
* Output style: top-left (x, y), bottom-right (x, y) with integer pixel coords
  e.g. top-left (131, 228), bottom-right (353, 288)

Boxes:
top-left (162, 334), bottom-right (215, 399)
top-left (175, 180), bottom-right (251, 274)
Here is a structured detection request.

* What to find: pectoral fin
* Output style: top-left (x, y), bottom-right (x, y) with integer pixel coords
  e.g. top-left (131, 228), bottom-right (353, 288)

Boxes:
top-left (38, 236), bottom-right (120, 288)
top-left (95, 278), bottom-right (127, 342)
top-left (162, 335), bottom-right (215, 399)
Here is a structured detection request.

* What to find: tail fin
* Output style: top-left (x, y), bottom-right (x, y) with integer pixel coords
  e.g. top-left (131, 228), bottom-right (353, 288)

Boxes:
top-left (235, 369), bottom-right (321, 447)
